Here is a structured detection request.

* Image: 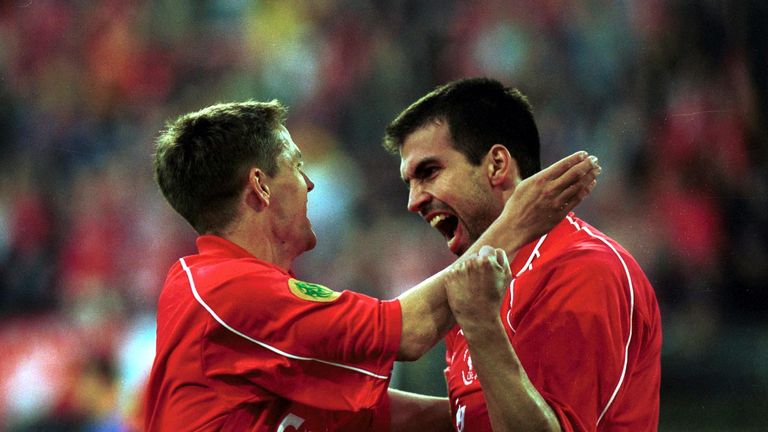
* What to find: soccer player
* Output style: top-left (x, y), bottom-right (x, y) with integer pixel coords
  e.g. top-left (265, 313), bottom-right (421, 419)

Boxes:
top-left (384, 78), bottom-right (662, 431)
top-left (145, 100), bottom-right (599, 431)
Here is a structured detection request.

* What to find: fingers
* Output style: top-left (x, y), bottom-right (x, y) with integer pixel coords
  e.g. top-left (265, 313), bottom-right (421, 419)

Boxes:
top-left (536, 152), bottom-right (600, 211)
top-left (550, 155), bottom-right (600, 192)
top-left (496, 248), bottom-right (511, 279)
top-left (478, 245), bottom-right (495, 258)
top-left (549, 156), bottom-right (600, 212)
top-left (541, 151), bottom-right (589, 181)
top-left (555, 160), bottom-right (600, 210)
top-left (466, 246), bottom-right (508, 273)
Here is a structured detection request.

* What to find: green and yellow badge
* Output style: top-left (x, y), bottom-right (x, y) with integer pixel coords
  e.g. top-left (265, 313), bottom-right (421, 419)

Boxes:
top-left (288, 278), bottom-right (341, 302)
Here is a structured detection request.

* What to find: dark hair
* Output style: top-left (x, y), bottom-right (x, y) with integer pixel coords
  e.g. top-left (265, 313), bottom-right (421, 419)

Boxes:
top-left (383, 77), bottom-right (541, 178)
top-left (153, 100), bottom-right (287, 234)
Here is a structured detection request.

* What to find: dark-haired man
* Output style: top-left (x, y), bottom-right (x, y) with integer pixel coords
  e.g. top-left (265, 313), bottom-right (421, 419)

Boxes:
top-left (145, 99), bottom-right (599, 431)
top-left (385, 78), bottom-right (661, 431)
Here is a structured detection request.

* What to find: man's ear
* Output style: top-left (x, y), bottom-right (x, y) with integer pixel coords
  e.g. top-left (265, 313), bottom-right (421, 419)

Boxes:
top-left (486, 144), bottom-right (519, 189)
top-left (246, 168), bottom-right (271, 210)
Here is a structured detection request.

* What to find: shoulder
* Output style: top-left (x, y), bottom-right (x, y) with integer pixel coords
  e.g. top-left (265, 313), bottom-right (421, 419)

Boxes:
top-left (548, 218), bottom-right (646, 284)
top-left (539, 219), bottom-right (658, 321)
top-left (174, 255), bottom-right (297, 318)
top-left (547, 237), bottom-right (630, 288)
top-left (185, 255), bottom-right (291, 292)
top-left (520, 220), bottom-right (634, 301)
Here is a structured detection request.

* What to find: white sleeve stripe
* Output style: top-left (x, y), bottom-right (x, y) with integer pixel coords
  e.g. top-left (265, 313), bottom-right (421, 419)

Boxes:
top-left (505, 279), bottom-right (517, 334)
top-left (179, 257), bottom-right (390, 380)
top-left (516, 234), bottom-right (548, 277)
top-left (576, 227), bottom-right (635, 426)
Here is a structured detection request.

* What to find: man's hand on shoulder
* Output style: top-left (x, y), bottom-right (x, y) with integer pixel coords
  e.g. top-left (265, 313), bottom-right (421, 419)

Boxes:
top-left (504, 151), bottom-right (601, 243)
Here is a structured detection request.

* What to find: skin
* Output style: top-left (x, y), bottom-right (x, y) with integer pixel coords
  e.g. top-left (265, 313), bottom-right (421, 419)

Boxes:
top-left (218, 122), bottom-right (598, 432)
top-left (222, 126), bottom-right (317, 271)
top-left (400, 120), bottom-right (600, 431)
top-left (393, 149), bottom-right (599, 432)
top-left (401, 120), bottom-right (598, 257)
top-left (261, 128), bottom-right (318, 257)
top-left (401, 120), bottom-right (504, 255)
top-left (445, 246), bottom-right (560, 432)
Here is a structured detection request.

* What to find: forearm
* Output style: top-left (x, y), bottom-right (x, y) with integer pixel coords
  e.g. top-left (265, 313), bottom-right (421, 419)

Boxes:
top-left (464, 151), bottom-right (601, 260)
top-left (397, 225), bottom-right (529, 361)
top-left (397, 153), bottom-right (600, 361)
top-left (463, 213), bottom-right (529, 260)
top-left (387, 388), bottom-right (452, 432)
top-left (396, 269), bottom-right (455, 361)
top-left (461, 319), bottom-right (562, 432)
top-left (397, 248), bottom-right (509, 361)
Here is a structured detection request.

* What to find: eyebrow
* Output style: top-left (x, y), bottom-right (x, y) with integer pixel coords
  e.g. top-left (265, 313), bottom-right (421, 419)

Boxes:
top-left (402, 156), bottom-right (440, 185)
top-left (291, 146), bottom-right (302, 161)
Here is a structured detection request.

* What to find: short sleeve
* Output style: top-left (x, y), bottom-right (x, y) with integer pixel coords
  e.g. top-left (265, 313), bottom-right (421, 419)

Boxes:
top-left (194, 264), bottom-right (402, 412)
top-left (513, 249), bottom-right (634, 431)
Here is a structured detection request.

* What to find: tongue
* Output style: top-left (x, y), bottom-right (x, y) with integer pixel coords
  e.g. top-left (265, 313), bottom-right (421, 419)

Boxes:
top-left (447, 222), bottom-right (464, 255)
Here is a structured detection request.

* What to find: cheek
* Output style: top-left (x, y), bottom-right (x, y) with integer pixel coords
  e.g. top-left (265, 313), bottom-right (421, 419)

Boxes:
top-left (433, 172), bottom-right (464, 200)
top-left (458, 180), bottom-right (497, 224)
top-left (444, 174), bottom-right (479, 203)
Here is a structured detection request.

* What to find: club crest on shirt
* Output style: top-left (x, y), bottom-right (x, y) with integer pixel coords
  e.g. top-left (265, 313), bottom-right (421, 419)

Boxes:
top-left (277, 413), bottom-right (306, 432)
top-left (461, 348), bottom-right (478, 385)
top-left (288, 278), bottom-right (341, 302)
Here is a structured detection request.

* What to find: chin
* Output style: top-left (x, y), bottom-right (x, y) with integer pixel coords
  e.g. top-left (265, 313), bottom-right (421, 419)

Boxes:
top-left (454, 236), bottom-right (478, 257)
top-left (305, 232), bottom-right (318, 251)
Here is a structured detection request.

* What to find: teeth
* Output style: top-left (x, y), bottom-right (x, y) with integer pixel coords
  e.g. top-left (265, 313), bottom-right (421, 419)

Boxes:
top-left (429, 214), bottom-right (448, 227)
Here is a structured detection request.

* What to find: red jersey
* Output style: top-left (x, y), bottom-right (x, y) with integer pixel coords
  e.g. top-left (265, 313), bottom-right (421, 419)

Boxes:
top-left (145, 235), bottom-right (401, 431)
top-left (445, 214), bottom-right (662, 431)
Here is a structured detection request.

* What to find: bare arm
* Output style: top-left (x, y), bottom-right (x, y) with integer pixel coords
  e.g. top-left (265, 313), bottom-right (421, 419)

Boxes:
top-left (463, 151), bottom-right (600, 259)
top-left (446, 247), bottom-right (561, 431)
top-left (461, 321), bottom-right (561, 431)
top-left (387, 388), bottom-right (453, 432)
top-left (397, 151), bottom-right (600, 360)
top-left (396, 268), bottom-right (455, 361)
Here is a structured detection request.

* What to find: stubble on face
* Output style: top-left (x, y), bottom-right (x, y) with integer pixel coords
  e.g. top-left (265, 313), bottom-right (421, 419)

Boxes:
top-left (400, 122), bottom-right (504, 256)
top-left (272, 130), bottom-right (317, 254)
top-left (452, 170), bottom-right (503, 255)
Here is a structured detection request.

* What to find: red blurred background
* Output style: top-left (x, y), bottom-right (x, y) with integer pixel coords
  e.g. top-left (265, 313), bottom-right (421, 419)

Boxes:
top-left (0, 1), bottom-right (766, 430)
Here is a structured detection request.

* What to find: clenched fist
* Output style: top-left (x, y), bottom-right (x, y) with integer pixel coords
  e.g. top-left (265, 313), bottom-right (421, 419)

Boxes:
top-left (446, 245), bottom-right (512, 330)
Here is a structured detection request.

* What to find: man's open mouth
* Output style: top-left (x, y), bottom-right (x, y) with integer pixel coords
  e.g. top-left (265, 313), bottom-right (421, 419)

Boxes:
top-left (428, 213), bottom-right (459, 241)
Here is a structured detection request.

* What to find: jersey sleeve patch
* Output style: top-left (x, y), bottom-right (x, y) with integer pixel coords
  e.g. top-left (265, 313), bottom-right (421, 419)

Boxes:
top-left (288, 278), bottom-right (341, 302)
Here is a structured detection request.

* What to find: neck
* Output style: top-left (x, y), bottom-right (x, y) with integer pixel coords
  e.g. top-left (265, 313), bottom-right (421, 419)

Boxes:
top-left (500, 177), bottom-right (521, 204)
top-left (218, 218), bottom-right (297, 272)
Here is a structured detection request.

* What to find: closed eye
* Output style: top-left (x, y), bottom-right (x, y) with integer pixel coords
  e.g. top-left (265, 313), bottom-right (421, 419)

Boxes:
top-left (404, 158), bottom-right (441, 189)
top-left (419, 165), bottom-right (439, 179)
top-left (413, 164), bottom-right (440, 186)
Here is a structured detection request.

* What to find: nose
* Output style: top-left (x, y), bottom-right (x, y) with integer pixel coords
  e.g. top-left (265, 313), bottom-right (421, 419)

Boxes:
top-left (407, 184), bottom-right (430, 213)
top-left (303, 172), bottom-right (315, 192)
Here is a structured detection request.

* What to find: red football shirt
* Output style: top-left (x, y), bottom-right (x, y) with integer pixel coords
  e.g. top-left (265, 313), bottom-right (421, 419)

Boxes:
top-left (145, 235), bottom-right (402, 431)
top-left (445, 214), bottom-right (662, 431)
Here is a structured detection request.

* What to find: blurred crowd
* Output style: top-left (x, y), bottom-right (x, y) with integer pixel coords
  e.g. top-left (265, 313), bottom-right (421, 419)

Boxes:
top-left (0, 1), bottom-right (766, 430)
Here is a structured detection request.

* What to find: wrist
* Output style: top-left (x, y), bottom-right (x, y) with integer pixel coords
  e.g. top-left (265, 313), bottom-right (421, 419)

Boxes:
top-left (504, 226), bottom-right (528, 255)
top-left (457, 316), bottom-right (506, 343)
top-left (480, 226), bottom-right (524, 258)
top-left (460, 318), bottom-right (525, 375)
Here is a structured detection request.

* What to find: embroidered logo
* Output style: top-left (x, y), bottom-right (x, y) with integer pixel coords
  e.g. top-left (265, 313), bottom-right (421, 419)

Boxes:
top-left (455, 401), bottom-right (466, 432)
top-left (277, 413), bottom-right (305, 432)
top-left (461, 348), bottom-right (478, 385)
top-left (288, 278), bottom-right (341, 302)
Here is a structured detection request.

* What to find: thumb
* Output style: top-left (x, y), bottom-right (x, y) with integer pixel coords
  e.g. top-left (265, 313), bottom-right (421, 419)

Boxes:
top-left (479, 245), bottom-right (496, 258)
top-left (496, 248), bottom-right (512, 280)
top-left (495, 248), bottom-right (510, 271)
